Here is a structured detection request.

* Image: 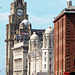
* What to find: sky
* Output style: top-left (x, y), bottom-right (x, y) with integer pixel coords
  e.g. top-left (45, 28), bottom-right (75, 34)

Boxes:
top-left (0, 0), bottom-right (75, 75)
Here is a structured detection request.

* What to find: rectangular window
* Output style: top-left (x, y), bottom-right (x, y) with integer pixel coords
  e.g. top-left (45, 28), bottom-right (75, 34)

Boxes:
top-left (44, 64), bottom-right (46, 69)
top-left (74, 59), bottom-right (75, 67)
top-left (49, 58), bottom-right (51, 61)
top-left (49, 38), bottom-right (51, 48)
top-left (45, 52), bottom-right (46, 55)
top-left (45, 57), bottom-right (46, 62)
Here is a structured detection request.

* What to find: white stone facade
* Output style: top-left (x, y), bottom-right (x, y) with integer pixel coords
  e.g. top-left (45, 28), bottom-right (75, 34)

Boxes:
top-left (12, 42), bottom-right (28, 75)
top-left (27, 27), bottom-right (54, 75)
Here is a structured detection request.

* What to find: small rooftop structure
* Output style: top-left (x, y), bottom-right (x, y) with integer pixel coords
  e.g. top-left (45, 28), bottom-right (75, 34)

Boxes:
top-left (45, 26), bottom-right (54, 34)
top-left (30, 32), bottom-right (39, 40)
top-left (67, 0), bottom-right (72, 8)
top-left (21, 19), bottom-right (30, 25)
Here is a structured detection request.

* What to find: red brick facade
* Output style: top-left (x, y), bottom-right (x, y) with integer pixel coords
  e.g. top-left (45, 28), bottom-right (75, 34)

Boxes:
top-left (54, 13), bottom-right (75, 75)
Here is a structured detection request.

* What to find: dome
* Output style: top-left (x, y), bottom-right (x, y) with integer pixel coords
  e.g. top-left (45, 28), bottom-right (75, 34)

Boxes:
top-left (30, 32), bottom-right (38, 40)
top-left (21, 19), bottom-right (30, 25)
top-left (45, 26), bottom-right (54, 34)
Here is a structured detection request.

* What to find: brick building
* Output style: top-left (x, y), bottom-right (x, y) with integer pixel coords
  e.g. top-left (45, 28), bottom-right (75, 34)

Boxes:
top-left (54, 0), bottom-right (75, 75)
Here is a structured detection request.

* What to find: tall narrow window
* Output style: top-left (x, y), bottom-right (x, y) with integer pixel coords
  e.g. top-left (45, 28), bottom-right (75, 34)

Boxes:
top-left (74, 59), bottom-right (75, 67)
top-left (45, 52), bottom-right (46, 55)
top-left (49, 58), bottom-right (51, 61)
top-left (45, 57), bottom-right (46, 62)
top-left (62, 18), bottom-right (63, 73)
top-left (18, 19), bottom-right (21, 24)
top-left (49, 38), bottom-right (51, 48)
top-left (34, 41), bottom-right (36, 47)
top-left (44, 64), bottom-right (46, 69)
top-left (49, 52), bottom-right (51, 55)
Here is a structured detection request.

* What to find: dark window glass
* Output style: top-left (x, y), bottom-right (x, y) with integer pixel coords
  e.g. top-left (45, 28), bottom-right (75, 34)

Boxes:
top-left (74, 59), bottom-right (75, 67)
top-left (45, 57), bottom-right (46, 62)
top-left (39, 32), bottom-right (42, 36)
top-left (44, 64), bottom-right (46, 69)
top-left (45, 52), bottom-right (46, 55)
top-left (34, 41), bottom-right (36, 47)
top-left (24, 27), bottom-right (28, 30)
top-left (39, 36), bottom-right (42, 40)
top-left (49, 38), bottom-right (51, 47)
top-left (50, 52), bottom-right (51, 55)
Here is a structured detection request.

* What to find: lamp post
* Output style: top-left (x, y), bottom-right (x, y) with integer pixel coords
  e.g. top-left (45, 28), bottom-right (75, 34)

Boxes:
top-left (49, 59), bottom-right (51, 75)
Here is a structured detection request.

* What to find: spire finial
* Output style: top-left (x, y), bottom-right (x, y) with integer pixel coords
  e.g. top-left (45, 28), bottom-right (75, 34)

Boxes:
top-left (67, 0), bottom-right (72, 8)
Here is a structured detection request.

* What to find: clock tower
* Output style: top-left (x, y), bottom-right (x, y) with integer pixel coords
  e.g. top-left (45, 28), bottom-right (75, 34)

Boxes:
top-left (5, 0), bottom-right (29, 75)
top-left (10, 0), bottom-right (28, 25)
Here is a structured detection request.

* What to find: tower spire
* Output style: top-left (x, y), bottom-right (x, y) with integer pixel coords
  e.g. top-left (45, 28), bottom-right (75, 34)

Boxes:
top-left (67, 0), bottom-right (72, 8)
top-left (13, 0), bottom-right (24, 5)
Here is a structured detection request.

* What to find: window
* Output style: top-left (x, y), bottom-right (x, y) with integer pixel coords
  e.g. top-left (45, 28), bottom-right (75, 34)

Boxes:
top-left (39, 32), bottom-right (42, 36)
top-left (26, 59), bottom-right (28, 63)
top-left (45, 57), bottom-right (46, 62)
top-left (24, 27), bottom-right (28, 30)
top-left (45, 52), bottom-right (46, 55)
top-left (49, 38), bottom-right (51, 47)
top-left (44, 64), bottom-right (46, 69)
top-left (53, 38), bottom-right (54, 46)
top-left (49, 58), bottom-right (51, 61)
top-left (26, 65), bottom-right (27, 69)
top-left (39, 36), bottom-right (42, 41)
top-left (49, 52), bottom-right (51, 55)
top-left (74, 59), bottom-right (75, 67)
top-left (18, 19), bottom-right (21, 24)
top-left (34, 41), bottom-right (36, 47)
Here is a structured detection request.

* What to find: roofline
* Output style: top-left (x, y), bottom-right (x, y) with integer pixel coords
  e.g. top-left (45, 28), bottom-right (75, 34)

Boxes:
top-left (53, 11), bottom-right (75, 23)
top-left (32, 29), bottom-right (45, 31)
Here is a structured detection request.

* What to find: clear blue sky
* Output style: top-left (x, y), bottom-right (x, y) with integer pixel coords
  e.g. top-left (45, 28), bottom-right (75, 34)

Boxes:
top-left (0, 0), bottom-right (75, 75)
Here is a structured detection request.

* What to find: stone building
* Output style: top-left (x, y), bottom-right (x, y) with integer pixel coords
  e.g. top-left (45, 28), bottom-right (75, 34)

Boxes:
top-left (5, 0), bottom-right (44, 75)
top-left (54, 0), bottom-right (75, 75)
top-left (12, 42), bottom-right (28, 75)
top-left (5, 0), bottom-right (54, 75)
top-left (27, 27), bottom-right (54, 75)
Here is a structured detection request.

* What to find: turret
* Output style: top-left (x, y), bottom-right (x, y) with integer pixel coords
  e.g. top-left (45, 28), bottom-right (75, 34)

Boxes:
top-left (67, 0), bottom-right (72, 8)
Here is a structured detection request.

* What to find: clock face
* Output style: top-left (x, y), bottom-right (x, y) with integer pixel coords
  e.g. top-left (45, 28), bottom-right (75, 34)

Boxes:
top-left (16, 9), bottom-right (23, 16)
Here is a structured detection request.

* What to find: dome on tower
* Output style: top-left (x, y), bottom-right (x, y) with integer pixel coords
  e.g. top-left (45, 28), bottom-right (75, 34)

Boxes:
top-left (30, 32), bottom-right (39, 40)
top-left (21, 19), bottom-right (30, 25)
top-left (45, 26), bottom-right (54, 34)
